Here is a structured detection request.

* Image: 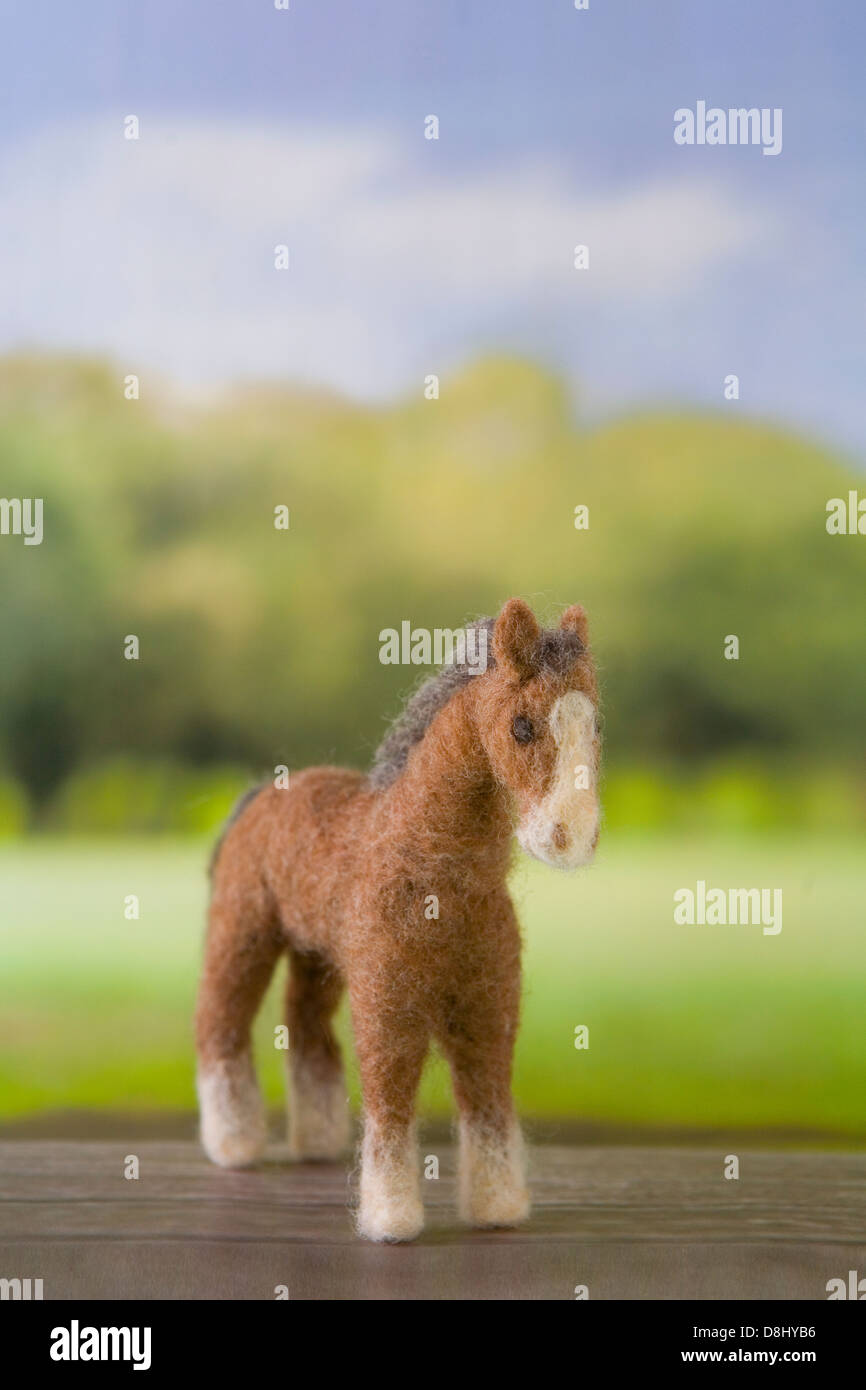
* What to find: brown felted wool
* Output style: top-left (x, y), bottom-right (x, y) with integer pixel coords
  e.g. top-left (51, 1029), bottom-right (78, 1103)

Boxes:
top-left (195, 597), bottom-right (601, 1242)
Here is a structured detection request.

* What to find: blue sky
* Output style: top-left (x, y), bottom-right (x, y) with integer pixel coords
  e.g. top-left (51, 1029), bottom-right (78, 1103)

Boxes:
top-left (1, 0), bottom-right (864, 458)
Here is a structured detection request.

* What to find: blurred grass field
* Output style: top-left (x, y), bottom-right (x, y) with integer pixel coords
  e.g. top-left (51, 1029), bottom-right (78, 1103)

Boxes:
top-left (0, 832), bottom-right (863, 1136)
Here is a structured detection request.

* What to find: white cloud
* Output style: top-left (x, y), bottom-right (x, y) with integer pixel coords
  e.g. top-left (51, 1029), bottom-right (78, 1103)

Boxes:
top-left (0, 117), bottom-right (769, 397)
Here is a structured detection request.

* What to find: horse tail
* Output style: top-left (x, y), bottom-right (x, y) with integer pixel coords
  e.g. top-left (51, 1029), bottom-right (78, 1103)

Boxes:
top-left (208, 782), bottom-right (265, 879)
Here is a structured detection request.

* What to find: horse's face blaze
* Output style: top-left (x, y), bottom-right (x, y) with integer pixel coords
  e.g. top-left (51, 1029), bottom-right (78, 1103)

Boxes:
top-left (512, 687), bottom-right (600, 869)
top-left (476, 600), bottom-right (601, 870)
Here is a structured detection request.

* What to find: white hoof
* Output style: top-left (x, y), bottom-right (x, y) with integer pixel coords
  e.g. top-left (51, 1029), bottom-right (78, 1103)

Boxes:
top-left (458, 1117), bottom-right (530, 1227)
top-left (358, 1193), bottom-right (425, 1244)
top-left (462, 1185), bottom-right (531, 1228)
top-left (198, 1058), bottom-right (267, 1169)
top-left (358, 1119), bottom-right (423, 1242)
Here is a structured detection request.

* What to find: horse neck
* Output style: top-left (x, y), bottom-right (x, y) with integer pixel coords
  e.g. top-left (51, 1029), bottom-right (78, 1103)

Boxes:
top-left (384, 686), bottom-right (511, 873)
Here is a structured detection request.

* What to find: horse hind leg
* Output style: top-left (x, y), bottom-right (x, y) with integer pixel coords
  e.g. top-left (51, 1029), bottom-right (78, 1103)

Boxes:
top-left (195, 892), bottom-right (284, 1168)
top-left (285, 950), bottom-right (349, 1160)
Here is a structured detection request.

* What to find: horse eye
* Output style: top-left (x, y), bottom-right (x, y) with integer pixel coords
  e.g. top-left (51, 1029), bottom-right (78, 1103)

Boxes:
top-left (512, 715), bottom-right (534, 744)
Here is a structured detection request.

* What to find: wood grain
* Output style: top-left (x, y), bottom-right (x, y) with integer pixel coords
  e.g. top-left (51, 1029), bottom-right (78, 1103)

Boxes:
top-left (1, 1142), bottom-right (864, 1299)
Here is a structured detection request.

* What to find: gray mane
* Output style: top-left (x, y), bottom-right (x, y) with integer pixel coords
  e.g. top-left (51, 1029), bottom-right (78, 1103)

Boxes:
top-left (368, 619), bottom-right (495, 790)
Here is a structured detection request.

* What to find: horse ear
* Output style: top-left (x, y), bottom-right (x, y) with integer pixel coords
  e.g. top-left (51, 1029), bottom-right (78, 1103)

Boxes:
top-left (493, 598), bottom-right (541, 677)
top-left (560, 604), bottom-right (589, 647)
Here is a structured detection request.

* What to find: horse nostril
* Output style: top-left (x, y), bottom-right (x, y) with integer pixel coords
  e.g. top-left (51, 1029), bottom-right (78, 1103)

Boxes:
top-left (552, 822), bottom-right (570, 852)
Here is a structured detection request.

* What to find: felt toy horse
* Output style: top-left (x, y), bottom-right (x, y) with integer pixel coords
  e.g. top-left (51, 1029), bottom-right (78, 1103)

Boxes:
top-left (195, 597), bottom-right (601, 1242)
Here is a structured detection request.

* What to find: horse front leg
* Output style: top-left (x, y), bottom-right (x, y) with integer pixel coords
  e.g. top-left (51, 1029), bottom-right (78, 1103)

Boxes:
top-left (442, 1001), bottom-right (530, 1228)
top-left (352, 1000), bottom-right (429, 1243)
top-left (456, 1099), bottom-right (529, 1228)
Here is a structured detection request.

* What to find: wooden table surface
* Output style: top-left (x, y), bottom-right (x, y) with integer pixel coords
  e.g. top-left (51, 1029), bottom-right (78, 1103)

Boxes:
top-left (1, 1140), bottom-right (864, 1300)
